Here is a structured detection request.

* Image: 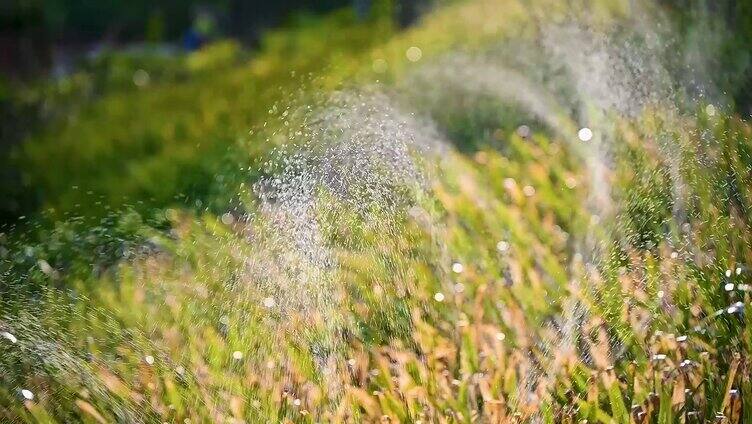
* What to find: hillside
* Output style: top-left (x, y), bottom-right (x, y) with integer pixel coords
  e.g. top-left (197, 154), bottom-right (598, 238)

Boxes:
top-left (2, 0), bottom-right (752, 422)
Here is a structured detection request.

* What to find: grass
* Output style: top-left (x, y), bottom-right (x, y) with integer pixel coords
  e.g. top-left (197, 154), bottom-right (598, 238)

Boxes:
top-left (2, 0), bottom-right (752, 422)
top-left (12, 6), bottom-right (396, 220)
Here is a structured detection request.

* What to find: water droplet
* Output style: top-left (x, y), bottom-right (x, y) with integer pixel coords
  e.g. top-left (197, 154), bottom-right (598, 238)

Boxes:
top-left (495, 332), bottom-right (506, 341)
top-left (516, 125), bottom-right (531, 138)
top-left (2, 331), bottom-right (17, 344)
top-left (724, 283), bottom-right (734, 292)
top-left (451, 262), bottom-right (464, 273)
top-left (133, 69), bottom-right (150, 87)
top-left (496, 240), bottom-right (509, 252)
top-left (651, 354), bottom-right (667, 361)
top-left (434, 292), bottom-right (445, 302)
top-left (37, 259), bottom-right (54, 276)
top-left (578, 127), bottom-right (593, 142)
top-left (262, 297), bottom-right (276, 308)
top-left (406, 46), bottom-right (423, 62)
top-left (727, 302), bottom-right (744, 314)
top-left (657, 290), bottom-right (665, 299)
top-left (221, 213), bottom-right (234, 225)
top-left (232, 351), bottom-right (243, 360)
top-left (503, 178), bottom-right (516, 190)
top-left (145, 355), bottom-right (155, 365)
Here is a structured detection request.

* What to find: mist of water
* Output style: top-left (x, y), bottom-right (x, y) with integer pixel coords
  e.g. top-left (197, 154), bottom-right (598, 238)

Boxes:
top-left (1, 0), bottom-right (746, 419)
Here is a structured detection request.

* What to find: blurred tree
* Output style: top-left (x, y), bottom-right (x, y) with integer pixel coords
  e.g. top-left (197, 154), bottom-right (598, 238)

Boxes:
top-left (351, 0), bottom-right (430, 26)
top-left (395, 0), bottom-right (428, 27)
top-left (353, 0), bottom-right (372, 20)
top-left (145, 11), bottom-right (166, 42)
top-left (0, 0), bottom-right (51, 77)
top-left (229, 0), bottom-right (349, 43)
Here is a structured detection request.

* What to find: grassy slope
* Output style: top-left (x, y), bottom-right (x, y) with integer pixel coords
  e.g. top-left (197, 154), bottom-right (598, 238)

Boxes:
top-left (2, 0), bottom-right (752, 422)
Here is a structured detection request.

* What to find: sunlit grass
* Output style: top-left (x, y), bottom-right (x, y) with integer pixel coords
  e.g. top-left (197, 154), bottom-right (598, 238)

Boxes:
top-left (2, 0), bottom-right (752, 422)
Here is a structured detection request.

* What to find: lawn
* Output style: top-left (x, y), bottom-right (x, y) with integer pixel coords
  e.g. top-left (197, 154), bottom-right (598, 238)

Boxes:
top-left (1, 0), bottom-right (752, 422)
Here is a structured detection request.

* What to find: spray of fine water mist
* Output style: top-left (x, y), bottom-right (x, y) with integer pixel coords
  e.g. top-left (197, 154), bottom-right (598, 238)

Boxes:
top-left (1, 0), bottom-right (750, 420)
